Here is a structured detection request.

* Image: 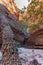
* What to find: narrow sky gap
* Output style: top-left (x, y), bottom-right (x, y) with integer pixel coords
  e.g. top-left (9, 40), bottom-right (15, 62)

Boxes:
top-left (14, 0), bottom-right (32, 10)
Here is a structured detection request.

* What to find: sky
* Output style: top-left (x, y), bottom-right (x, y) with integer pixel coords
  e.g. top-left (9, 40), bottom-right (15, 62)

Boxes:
top-left (14, 0), bottom-right (32, 10)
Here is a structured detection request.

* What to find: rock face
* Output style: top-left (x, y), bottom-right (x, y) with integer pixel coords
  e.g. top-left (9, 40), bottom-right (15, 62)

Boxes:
top-left (2, 25), bottom-right (22, 65)
top-left (18, 48), bottom-right (43, 65)
top-left (0, 4), bottom-right (22, 65)
top-left (0, 22), bottom-right (2, 48)
top-left (0, 4), bottom-right (25, 43)
top-left (24, 29), bottom-right (43, 48)
top-left (29, 59), bottom-right (41, 65)
top-left (21, 0), bottom-right (43, 47)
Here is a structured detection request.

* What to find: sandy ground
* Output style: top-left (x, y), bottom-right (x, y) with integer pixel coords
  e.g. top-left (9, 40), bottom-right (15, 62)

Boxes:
top-left (0, 48), bottom-right (43, 65)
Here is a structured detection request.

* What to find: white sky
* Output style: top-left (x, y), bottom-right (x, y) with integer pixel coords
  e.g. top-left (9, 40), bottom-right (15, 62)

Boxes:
top-left (14, 0), bottom-right (32, 10)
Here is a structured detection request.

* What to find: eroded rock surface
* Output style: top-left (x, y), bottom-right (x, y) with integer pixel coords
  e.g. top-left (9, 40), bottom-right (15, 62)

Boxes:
top-left (0, 4), bottom-right (22, 65)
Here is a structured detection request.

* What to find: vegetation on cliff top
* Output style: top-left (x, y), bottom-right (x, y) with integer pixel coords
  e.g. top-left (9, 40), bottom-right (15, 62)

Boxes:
top-left (21, 0), bottom-right (43, 32)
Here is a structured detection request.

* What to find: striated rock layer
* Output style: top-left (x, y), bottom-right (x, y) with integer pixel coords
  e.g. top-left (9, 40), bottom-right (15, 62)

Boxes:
top-left (0, 4), bottom-right (22, 65)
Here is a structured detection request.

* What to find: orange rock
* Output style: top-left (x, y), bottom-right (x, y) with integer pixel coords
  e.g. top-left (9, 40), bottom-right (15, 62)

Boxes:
top-left (34, 5), bottom-right (41, 11)
top-left (19, 14), bottom-right (22, 20)
top-left (39, 0), bottom-right (43, 3)
top-left (34, 19), bottom-right (39, 24)
top-left (23, 11), bottom-right (27, 17)
top-left (39, 25), bottom-right (43, 29)
top-left (28, 22), bottom-right (34, 26)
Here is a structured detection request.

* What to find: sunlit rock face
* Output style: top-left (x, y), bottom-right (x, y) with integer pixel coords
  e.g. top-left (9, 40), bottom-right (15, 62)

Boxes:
top-left (14, 0), bottom-right (32, 11)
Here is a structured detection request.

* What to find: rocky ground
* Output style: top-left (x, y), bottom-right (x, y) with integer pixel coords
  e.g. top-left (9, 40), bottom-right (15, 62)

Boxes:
top-left (0, 48), bottom-right (43, 65)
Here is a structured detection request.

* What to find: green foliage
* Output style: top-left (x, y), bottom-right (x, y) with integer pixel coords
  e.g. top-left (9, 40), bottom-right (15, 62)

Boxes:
top-left (22, 25), bottom-right (28, 30)
top-left (19, 0), bottom-right (43, 32)
top-left (16, 42), bottom-right (21, 48)
top-left (18, 20), bottom-right (23, 23)
top-left (29, 24), bottom-right (39, 31)
top-left (40, 9), bottom-right (43, 14)
top-left (19, 9), bottom-right (23, 13)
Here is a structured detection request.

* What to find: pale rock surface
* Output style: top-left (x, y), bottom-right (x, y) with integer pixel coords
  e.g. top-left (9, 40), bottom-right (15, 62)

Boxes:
top-left (0, 48), bottom-right (43, 65)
